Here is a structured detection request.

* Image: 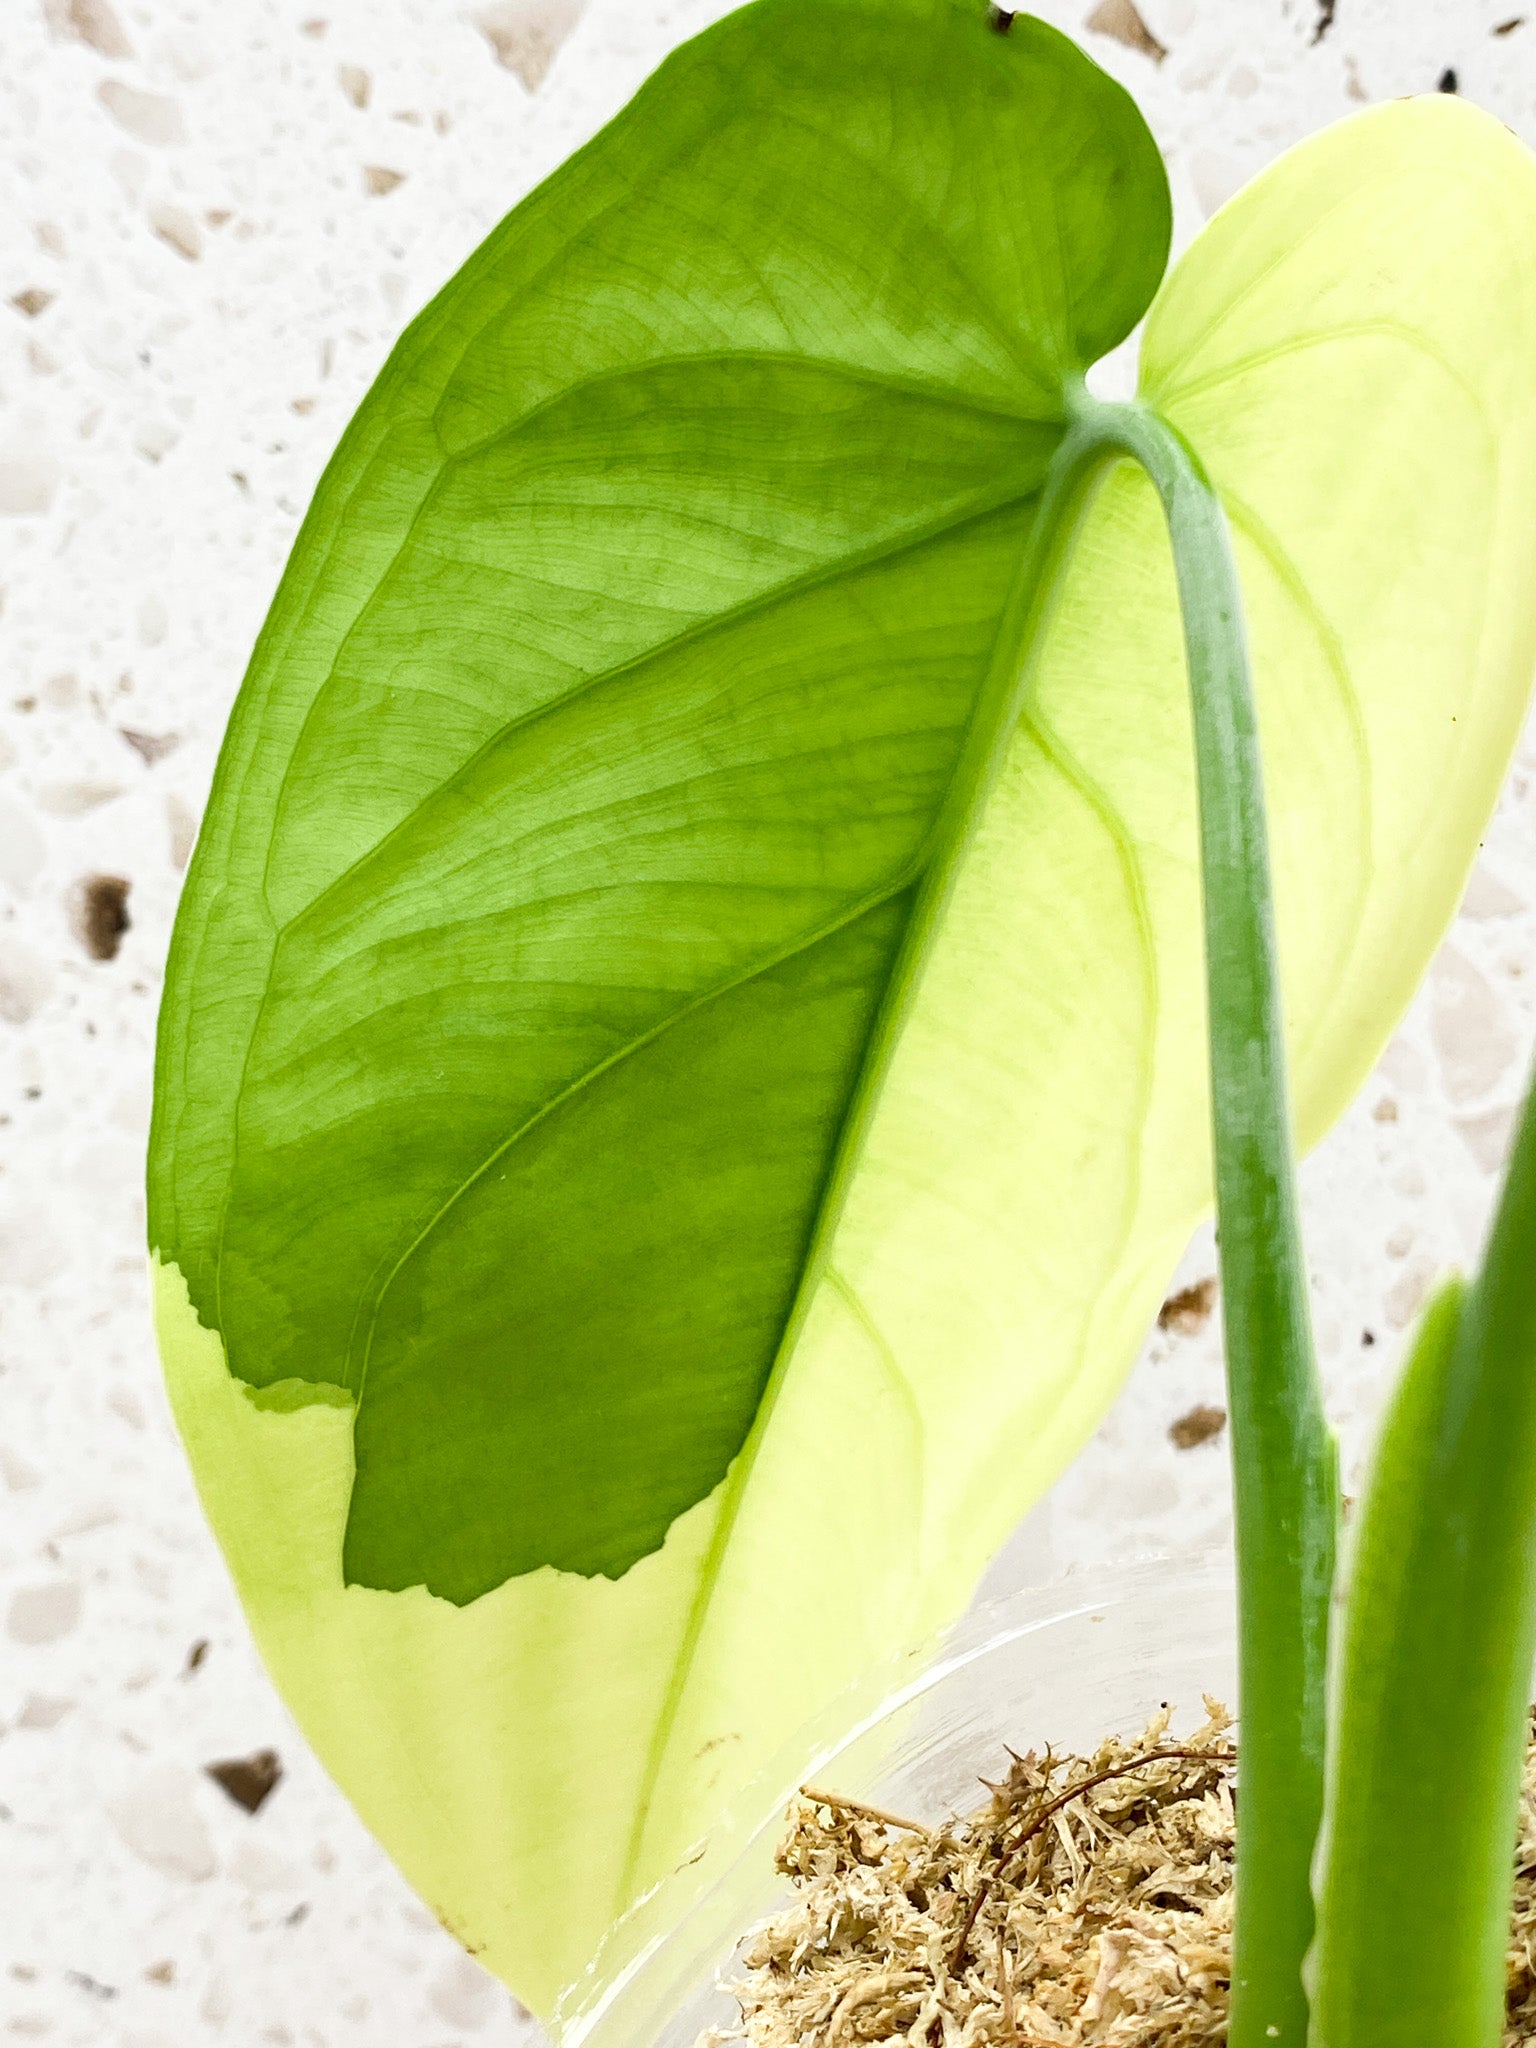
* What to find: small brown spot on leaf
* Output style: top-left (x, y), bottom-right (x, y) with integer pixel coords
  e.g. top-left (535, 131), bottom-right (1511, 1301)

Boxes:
top-left (1158, 1276), bottom-right (1217, 1335)
top-left (1169, 1404), bottom-right (1227, 1451)
top-left (363, 165), bottom-right (406, 197)
top-left (433, 1905), bottom-right (487, 1954)
top-left (119, 726), bottom-right (179, 765)
top-left (73, 875), bottom-right (131, 961)
top-left (694, 1730), bottom-right (743, 1759)
top-left (1085, 0), bottom-right (1167, 63)
top-left (988, 4), bottom-right (1014, 27)
top-left (11, 290), bottom-right (55, 319)
top-left (205, 1748), bottom-right (282, 1815)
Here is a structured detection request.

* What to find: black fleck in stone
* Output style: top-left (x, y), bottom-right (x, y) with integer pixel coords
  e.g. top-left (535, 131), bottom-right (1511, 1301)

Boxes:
top-left (205, 1749), bottom-right (283, 1815)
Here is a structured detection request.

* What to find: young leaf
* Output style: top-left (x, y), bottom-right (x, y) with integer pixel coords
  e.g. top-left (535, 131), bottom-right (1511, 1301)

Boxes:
top-left (1311, 1068), bottom-right (1536, 2044)
top-left (150, 0), bottom-right (1536, 2012)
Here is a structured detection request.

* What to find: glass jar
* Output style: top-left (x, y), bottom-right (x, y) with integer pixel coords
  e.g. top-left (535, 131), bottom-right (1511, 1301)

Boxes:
top-left (555, 1552), bottom-right (1236, 2048)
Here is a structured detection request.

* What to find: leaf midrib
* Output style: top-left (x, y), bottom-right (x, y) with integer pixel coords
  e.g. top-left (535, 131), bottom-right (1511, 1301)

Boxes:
top-left (346, 872), bottom-right (922, 1403)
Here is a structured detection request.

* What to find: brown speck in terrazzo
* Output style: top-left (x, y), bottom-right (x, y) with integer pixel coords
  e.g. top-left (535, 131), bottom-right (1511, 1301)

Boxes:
top-left (18, 1694), bottom-right (74, 1729)
top-left (166, 793), bottom-right (199, 869)
top-left (475, 2), bottom-right (588, 91)
top-left (38, 778), bottom-right (125, 817)
top-left (205, 1749), bottom-right (283, 1815)
top-left (1169, 1404), bottom-right (1228, 1451)
top-left (72, 875), bottom-right (132, 961)
top-left (45, 0), bottom-right (133, 58)
top-left (1084, 0), bottom-right (1167, 62)
top-left (10, 290), bottom-right (55, 319)
top-left (8, 1581), bottom-right (82, 1646)
top-left (1158, 1276), bottom-right (1218, 1335)
top-left (148, 203), bottom-right (202, 262)
top-left (96, 81), bottom-right (188, 147)
top-left (119, 726), bottom-right (180, 765)
top-left (338, 64), bottom-right (371, 109)
top-left (363, 165), bottom-right (406, 197)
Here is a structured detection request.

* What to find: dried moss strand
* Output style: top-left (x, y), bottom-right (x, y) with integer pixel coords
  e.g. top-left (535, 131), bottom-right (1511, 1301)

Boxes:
top-left (714, 1712), bottom-right (1536, 2046)
top-left (951, 1746), bottom-right (1238, 1971)
top-left (800, 1788), bottom-right (933, 1837)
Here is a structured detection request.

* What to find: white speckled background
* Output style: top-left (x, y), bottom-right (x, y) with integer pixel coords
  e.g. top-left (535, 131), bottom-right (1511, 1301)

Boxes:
top-left (2, 0), bottom-right (1534, 2042)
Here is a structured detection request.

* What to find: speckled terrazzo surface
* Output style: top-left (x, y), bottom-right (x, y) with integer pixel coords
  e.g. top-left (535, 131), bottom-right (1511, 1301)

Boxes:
top-left (2, 1), bottom-right (1535, 2043)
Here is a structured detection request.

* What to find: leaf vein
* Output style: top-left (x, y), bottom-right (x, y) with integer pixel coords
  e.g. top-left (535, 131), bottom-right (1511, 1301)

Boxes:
top-left (346, 879), bottom-right (920, 1402)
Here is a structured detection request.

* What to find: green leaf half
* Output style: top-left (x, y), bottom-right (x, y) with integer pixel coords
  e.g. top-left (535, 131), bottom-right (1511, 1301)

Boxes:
top-left (153, 0), bottom-right (1165, 1601)
top-left (149, 7), bottom-right (1536, 2011)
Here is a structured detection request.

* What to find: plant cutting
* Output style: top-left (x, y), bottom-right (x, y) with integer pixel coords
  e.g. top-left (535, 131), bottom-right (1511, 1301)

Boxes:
top-left (146, 1), bottom-right (1536, 2039)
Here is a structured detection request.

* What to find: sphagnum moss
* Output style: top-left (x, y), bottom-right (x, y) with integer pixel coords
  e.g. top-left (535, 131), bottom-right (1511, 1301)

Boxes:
top-left (707, 1709), bottom-right (1536, 2047)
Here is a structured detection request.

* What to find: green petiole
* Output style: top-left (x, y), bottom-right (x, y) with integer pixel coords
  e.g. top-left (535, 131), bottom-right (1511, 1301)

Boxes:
top-left (1045, 393), bottom-right (1340, 2047)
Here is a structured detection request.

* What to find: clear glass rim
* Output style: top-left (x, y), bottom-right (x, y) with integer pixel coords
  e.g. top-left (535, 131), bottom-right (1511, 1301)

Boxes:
top-left (555, 1548), bottom-right (1236, 2048)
